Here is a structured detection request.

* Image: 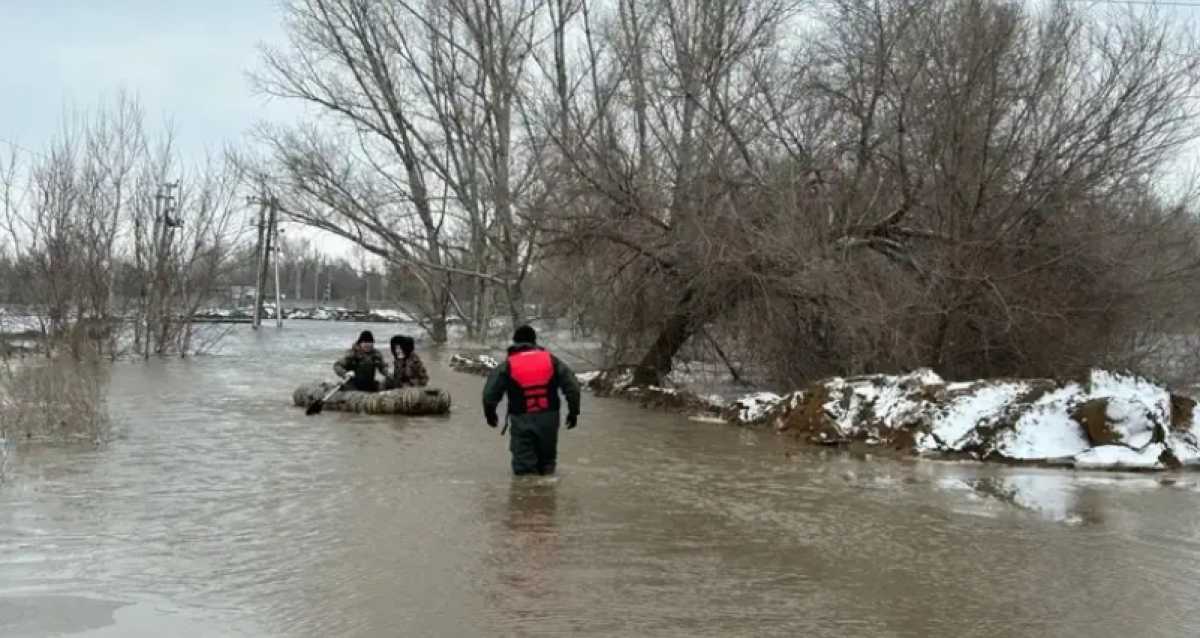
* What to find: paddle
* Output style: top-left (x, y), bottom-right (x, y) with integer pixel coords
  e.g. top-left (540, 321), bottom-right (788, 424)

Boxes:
top-left (306, 379), bottom-right (349, 416)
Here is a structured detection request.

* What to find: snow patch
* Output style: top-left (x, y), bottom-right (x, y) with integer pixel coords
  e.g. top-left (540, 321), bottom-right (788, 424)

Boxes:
top-left (928, 383), bottom-right (1029, 452)
top-left (1074, 444), bottom-right (1165, 470)
top-left (992, 385), bottom-right (1089, 460)
top-left (1168, 433), bottom-right (1200, 466)
top-left (909, 368), bottom-right (946, 386)
top-left (372, 308), bottom-right (411, 320)
top-left (998, 409), bottom-right (1091, 460)
top-left (729, 392), bottom-right (783, 424)
top-left (607, 369), bottom-right (635, 392)
top-left (0, 313), bottom-right (42, 335)
top-left (448, 354), bottom-right (499, 374)
top-left (869, 379), bottom-right (928, 429)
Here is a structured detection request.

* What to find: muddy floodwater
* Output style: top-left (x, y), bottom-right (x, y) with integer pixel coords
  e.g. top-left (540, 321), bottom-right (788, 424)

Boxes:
top-left (3, 323), bottom-right (1200, 637)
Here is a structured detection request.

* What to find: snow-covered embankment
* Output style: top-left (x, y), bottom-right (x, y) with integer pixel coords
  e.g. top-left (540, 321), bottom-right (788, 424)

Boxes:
top-left (449, 354), bottom-right (1198, 471)
top-left (724, 369), bottom-right (1200, 471)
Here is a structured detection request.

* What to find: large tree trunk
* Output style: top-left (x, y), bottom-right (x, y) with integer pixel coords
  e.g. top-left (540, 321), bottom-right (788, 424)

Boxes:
top-left (632, 279), bottom-right (757, 386)
top-left (632, 287), bottom-right (697, 385)
top-left (430, 315), bottom-right (448, 344)
top-left (633, 307), bottom-right (693, 386)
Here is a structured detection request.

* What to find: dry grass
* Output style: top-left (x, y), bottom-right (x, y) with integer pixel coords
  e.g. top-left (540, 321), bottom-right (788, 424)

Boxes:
top-left (0, 356), bottom-right (110, 447)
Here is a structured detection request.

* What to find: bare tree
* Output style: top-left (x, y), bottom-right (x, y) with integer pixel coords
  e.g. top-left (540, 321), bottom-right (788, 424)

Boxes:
top-left (241, 0), bottom-right (1200, 385)
top-left (171, 156), bottom-right (249, 356)
top-left (772, 0), bottom-right (1200, 380)
top-left (2, 96), bottom-right (248, 360)
top-left (540, 0), bottom-right (803, 383)
top-left (254, 0), bottom-right (557, 342)
top-left (531, 0), bottom-right (1200, 386)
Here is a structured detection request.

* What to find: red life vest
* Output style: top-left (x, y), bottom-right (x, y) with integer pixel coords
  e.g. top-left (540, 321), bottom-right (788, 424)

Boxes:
top-left (507, 349), bottom-right (556, 414)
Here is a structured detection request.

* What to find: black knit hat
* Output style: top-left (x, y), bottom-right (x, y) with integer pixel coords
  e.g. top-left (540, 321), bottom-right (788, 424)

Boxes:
top-left (357, 330), bottom-right (375, 344)
top-left (512, 324), bottom-right (537, 344)
top-left (390, 334), bottom-right (414, 355)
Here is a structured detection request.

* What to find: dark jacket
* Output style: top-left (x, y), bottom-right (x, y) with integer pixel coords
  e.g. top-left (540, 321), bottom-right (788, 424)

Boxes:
top-left (334, 347), bottom-right (389, 386)
top-left (482, 343), bottom-right (580, 423)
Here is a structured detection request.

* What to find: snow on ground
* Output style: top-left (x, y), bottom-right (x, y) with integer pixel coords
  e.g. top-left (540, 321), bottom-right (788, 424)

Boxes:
top-left (999, 410), bottom-right (1093, 461)
top-left (370, 308), bottom-right (415, 322)
top-left (728, 392), bottom-right (783, 423)
top-left (1091, 370), bottom-right (1171, 415)
top-left (927, 382), bottom-right (1030, 451)
top-left (606, 368), bottom-right (635, 392)
top-left (994, 384), bottom-right (1092, 460)
top-left (0, 312), bottom-right (42, 335)
top-left (1074, 445), bottom-right (1166, 470)
top-left (740, 369), bottom-right (1198, 471)
top-left (868, 371), bottom-right (939, 427)
top-left (823, 379), bottom-right (875, 437)
top-left (448, 354), bottom-right (499, 374)
top-left (306, 308), bottom-right (335, 320)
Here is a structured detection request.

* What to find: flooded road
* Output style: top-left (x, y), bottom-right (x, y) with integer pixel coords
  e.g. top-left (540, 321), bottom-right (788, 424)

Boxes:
top-left (3, 323), bottom-right (1200, 636)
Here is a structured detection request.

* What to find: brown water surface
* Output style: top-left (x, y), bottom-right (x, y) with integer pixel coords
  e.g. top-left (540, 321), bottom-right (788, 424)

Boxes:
top-left (2, 323), bottom-right (1199, 637)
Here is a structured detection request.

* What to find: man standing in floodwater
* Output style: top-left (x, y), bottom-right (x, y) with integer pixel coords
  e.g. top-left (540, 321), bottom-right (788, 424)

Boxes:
top-left (334, 330), bottom-right (389, 392)
top-left (483, 325), bottom-right (581, 476)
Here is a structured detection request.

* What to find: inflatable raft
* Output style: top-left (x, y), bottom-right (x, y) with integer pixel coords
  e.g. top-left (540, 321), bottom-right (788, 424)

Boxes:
top-left (292, 382), bottom-right (452, 415)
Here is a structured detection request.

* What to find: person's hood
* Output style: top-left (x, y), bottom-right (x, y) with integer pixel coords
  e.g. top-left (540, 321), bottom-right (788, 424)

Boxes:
top-left (506, 342), bottom-right (541, 355)
top-left (390, 335), bottom-right (415, 357)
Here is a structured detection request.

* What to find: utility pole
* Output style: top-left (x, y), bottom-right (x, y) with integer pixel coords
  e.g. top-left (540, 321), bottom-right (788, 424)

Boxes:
top-left (146, 181), bottom-right (178, 357)
top-left (248, 194), bottom-right (283, 329)
top-left (251, 200), bottom-right (267, 329)
top-left (294, 254), bottom-right (303, 306)
top-left (271, 198), bottom-right (283, 328)
top-left (314, 258), bottom-right (321, 309)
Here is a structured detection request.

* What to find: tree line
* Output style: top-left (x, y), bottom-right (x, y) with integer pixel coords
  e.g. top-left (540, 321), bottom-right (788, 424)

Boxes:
top-left (0, 94), bottom-right (245, 358)
top-left (5, 0), bottom-right (1200, 389)
top-left (252, 0), bottom-right (1200, 387)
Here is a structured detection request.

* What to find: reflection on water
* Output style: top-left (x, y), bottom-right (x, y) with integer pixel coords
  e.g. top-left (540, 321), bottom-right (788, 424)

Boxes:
top-left (501, 479), bottom-right (561, 593)
top-left (484, 479), bottom-right (565, 632)
top-left (2, 322), bottom-right (1200, 636)
top-left (931, 465), bottom-right (1188, 527)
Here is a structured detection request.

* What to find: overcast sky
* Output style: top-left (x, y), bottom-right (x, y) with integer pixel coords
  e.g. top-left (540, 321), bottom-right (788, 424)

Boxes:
top-left (0, 0), bottom-right (368, 259)
top-left (0, 0), bottom-right (301, 157)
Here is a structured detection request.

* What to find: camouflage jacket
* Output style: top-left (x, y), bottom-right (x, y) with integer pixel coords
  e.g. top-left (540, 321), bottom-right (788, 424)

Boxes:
top-left (333, 348), bottom-right (388, 381)
top-left (390, 352), bottom-right (430, 388)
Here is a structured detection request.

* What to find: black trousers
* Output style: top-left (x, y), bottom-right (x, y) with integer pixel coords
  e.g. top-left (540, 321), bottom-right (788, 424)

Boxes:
top-left (508, 412), bottom-right (560, 476)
